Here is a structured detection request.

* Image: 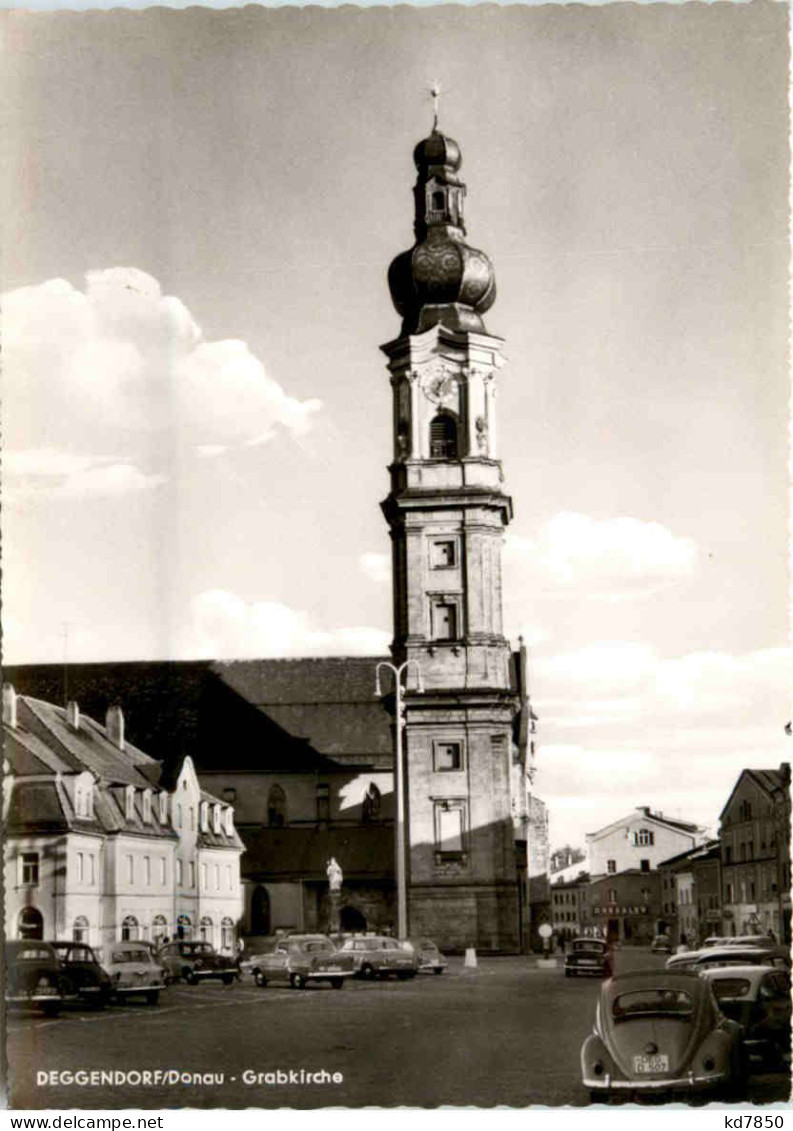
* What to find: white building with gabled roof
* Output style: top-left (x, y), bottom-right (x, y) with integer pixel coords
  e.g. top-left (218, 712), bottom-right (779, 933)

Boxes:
top-left (587, 806), bottom-right (706, 880)
top-left (2, 685), bottom-right (243, 955)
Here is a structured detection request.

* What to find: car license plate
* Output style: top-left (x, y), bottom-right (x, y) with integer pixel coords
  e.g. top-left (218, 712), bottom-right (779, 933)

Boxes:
top-left (580, 960), bottom-right (597, 966)
top-left (633, 1055), bottom-right (669, 1074)
top-left (326, 966), bottom-right (341, 972)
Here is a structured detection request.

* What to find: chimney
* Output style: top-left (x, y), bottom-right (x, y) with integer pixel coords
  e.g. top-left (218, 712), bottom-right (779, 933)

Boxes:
top-left (106, 705), bottom-right (125, 751)
top-left (2, 684), bottom-right (17, 729)
top-left (66, 701), bottom-right (80, 730)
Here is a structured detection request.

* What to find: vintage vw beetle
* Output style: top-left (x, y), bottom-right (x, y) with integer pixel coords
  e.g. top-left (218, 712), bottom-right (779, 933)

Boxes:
top-left (565, 937), bottom-right (612, 979)
top-left (4, 940), bottom-right (67, 1016)
top-left (581, 969), bottom-right (744, 1102)
top-left (241, 934), bottom-right (354, 989)
top-left (700, 965), bottom-right (791, 1070)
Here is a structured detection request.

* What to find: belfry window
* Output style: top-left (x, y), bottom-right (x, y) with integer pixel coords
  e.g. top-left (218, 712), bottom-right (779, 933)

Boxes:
top-left (432, 190), bottom-right (445, 211)
top-left (430, 414), bottom-right (458, 459)
top-left (431, 600), bottom-right (458, 641)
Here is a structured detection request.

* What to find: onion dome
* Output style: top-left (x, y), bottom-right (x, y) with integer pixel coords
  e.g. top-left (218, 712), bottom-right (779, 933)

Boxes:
top-left (389, 129), bottom-right (496, 335)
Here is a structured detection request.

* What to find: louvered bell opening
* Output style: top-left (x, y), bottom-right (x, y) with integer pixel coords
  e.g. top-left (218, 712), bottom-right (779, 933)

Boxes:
top-left (429, 414), bottom-right (458, 459)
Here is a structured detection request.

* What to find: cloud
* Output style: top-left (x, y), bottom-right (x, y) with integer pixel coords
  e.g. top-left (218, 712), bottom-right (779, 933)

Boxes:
top-left (504, 512), bottom-right (698, 603)
top-left (2, 268), bottom-right (322, 495)
top-left (532, 644), bottom-right (792, 848)
top-left (359, 552), bottom-right (391, 584)
top-left (3, 449), bottom-right (165, 501)
top-left (183, 589), bottom-right (390, 660)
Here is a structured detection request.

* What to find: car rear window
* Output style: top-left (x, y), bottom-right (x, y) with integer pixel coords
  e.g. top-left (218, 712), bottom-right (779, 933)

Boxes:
top-left (303, 942), bottom-right (333, 954)
top-left (612, 988), bottom-right (694, 1019)
top-left (13, 946), bottom-right (54, 961)
top-left (710, 978), bottom-right (751, 1000)
top-left (573, 940), bottom-right (604, 953)
top-left (112, 949), bottom-right (149, 964)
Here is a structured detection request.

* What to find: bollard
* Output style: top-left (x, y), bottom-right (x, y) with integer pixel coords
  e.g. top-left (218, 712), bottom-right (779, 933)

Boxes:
top-left (464, 947), bottom-right (477, 968)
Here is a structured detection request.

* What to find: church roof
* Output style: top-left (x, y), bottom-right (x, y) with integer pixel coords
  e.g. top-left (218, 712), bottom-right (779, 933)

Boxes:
top-left (5, 659), bottom-right (396, 776)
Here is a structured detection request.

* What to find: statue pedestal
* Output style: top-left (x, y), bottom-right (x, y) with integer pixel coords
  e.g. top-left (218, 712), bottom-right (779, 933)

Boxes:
top-left (329, 889), bottom-right (341, 934)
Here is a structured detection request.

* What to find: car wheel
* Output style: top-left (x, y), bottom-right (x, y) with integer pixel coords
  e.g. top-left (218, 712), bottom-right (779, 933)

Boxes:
top-left (290, 973), bottom-right (306, 990)
top-left (221, 974), bottom-right (234, 986)
top-left (361, 964), bottom-right (376, 980)
top-left (397, 972), bottom-right (411, 980)
top-left (564, 969), bottom-right (572, 978)
top-left (588, 1092), bottom-right (606, 1105)
top-left (330, 978), bottom-right (343, 990)
top-left (433, 967), bottom-right (444, 975)
top-left (185, 970), bottom-right (198, 986)
top-left (145, 991), bottom-right (159, 1006)
top-left (377, 971), bottom-right (389, 980)
top-left (41, 1003), bottom-right (61, 1017)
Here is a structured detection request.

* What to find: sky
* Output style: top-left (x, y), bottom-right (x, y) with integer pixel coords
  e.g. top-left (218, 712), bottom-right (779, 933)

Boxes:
top-left (3, 2), bottom-right (790, 853)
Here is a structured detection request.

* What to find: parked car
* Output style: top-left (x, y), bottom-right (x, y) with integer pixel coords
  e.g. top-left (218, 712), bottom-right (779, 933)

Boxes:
top-left (241, 934), bottom-right (354, 989)
top-left (103, 941), bottom-right (166, 1004)
top-left (156, 940), bottom-right (237, 985)
top-left (4, 940), bottom-right (66, 1016)
top-left (52, 941), bottom-right (112, 1008)
top-left (651, 934), bottom-right (672, 955)
top-left (403, 937), bottom-right (447, 975)
top-left (693, 947), bottom-right (790, 973)
top-left (725, 935), bottom-right (779, 949)
top-left (581, 969), bottom-right (744, 1102)
top-left (700, 965), bottom-right (791, 1070)
top-left (564, 937), bottom-right (612, 979)
top-left (665, 949), bottom-right (704, 972)
top-left (337, 935), bottom-right (420, 980)
top-left (702, 937), bottom-right (729, 949)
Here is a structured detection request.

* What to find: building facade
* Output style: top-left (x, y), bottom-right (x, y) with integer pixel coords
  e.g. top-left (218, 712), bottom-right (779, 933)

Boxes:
top-left (587, 807), bottom-right (704, 879)
top-left (580, 870), bottom-right (662, 945)
top-left (551, 876), bottom-right (589, 940)
top-left (381, 123), bottom-right (534, 952)
top-left (658, 839), bottom-right (722, 946)
top-left (719, 765), bottom-right (791, 943)
top-left (2, 686), bottom-right (243, 955)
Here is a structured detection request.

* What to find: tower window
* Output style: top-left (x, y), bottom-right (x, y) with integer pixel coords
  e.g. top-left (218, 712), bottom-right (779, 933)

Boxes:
top-left (431, 190), bottom-right (445, 211)
top-left (431, 600), bottom-right (458, 641)
top-left (434, 740), bottom-right (463, 772)
top-left (316, 783), bottom-right (330, 824)
top-left (434, 799), bottom-right (468, 862)
top-left (429, 414), bottom-right (458, 459)
top-left (430, 539), bottom-right (457, 569)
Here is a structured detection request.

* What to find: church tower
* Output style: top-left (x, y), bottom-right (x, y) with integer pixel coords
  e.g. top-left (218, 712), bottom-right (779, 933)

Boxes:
top-left (381, 121), bottom-right (529, 952)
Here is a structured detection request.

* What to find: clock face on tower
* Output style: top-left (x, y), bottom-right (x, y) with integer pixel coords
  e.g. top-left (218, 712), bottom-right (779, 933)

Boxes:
top-left (420, 365), bottom-right (458, 407)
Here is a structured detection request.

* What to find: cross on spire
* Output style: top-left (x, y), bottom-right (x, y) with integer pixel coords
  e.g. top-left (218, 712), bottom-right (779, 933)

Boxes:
top-left (429, 80), bottom-right (443, 130)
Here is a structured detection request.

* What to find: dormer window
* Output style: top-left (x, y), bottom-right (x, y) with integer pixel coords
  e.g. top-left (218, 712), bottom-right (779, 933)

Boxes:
top-left (159, 793), bottom-right (168, 824)
top-left (224, 808), bottom-right (233, 836)
top-left (200, 801), bottom-right (209, 832)
top-left (213, 804), bottom-right (221, 834)
top-left (125, 786), bottom-right (135, 821)
top-left (142, 790), bottom-right (152, 824)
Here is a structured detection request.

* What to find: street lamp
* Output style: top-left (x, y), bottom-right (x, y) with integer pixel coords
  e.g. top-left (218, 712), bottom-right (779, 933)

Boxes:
top-left (375, 659), bottom-right (423, 940)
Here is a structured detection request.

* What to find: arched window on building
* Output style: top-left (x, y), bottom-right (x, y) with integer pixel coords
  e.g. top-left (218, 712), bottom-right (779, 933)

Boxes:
top-left (429, 413), bottom-right (458, 459)
top-left (177, 914), bottom-right (192, 940)
top-left (362, 782), bottom-right (381, 823)
top-left (199, 916), bottom-right (213, 943)
top-left (151, 915), bottom-right (168, 945)
top-left (221, 917), bottom-right (234, 952)
top-left (73, 915), bottom-right (89, 943)
top-left (121, 915), bottom-right (139, 941)
top-left (18, 906), bottom-right (44, 940)
top-left (267, 785), bottom-right (287, 828)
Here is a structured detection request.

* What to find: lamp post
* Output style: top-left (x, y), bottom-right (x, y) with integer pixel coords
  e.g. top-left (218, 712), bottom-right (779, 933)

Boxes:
top-left (375, 659), bottom-right (423, 940)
